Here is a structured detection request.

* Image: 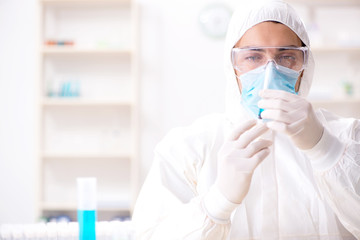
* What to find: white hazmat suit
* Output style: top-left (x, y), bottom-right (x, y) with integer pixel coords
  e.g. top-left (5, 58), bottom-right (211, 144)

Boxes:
top-left (133, 1), bottom-right (360, 239)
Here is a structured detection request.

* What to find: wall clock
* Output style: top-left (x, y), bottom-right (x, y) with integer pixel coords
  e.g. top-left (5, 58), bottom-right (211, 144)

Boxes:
top-left (199, 4), bottom-right (232, 39)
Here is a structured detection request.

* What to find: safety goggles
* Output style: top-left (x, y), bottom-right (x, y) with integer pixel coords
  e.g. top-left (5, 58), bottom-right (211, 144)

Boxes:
top-left (231, 46), bottom-right (309, 73)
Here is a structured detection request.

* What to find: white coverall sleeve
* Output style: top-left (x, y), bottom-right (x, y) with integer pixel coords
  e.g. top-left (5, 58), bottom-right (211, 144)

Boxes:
top-left (304, 115), bottom-right (360, 237)
top-left (132, 126), bottom-right (237, 240)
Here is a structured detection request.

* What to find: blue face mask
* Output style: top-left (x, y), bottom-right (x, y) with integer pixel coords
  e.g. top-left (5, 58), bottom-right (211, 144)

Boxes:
top-left (239, 61), bottom-right (300, 119)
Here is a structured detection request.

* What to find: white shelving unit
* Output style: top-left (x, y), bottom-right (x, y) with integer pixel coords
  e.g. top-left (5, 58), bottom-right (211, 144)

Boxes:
top-left (310, 46), bottom-right (360, 118)
top-left (288, 0), bottom-right (360, 6)
top-left (36, 0), bottom-right (139, 221)
top-left (288, 0), bottom-right (360, 119)
top-left (311, 47), bottom-right (360, 53)
top-left (42, 47), bottom-right (133, 55)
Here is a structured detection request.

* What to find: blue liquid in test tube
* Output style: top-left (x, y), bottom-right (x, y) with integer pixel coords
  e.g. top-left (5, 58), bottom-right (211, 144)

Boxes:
top-left (78, 210), bottom-right (96, 240)
top-left (259, 62), bottom-right (273, 119)
top-left (77, 178), bottom-right (97, 240)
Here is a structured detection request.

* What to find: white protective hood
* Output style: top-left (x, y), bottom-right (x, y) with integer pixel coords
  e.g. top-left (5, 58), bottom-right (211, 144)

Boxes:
top-left (224, 0), bottom-right (315, 123)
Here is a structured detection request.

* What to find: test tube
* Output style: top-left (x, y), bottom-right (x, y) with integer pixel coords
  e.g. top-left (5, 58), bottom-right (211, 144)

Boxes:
top-left (77, 178), bottom-right (97, 240)
top-left (259, 62), bottom-right (274, 119)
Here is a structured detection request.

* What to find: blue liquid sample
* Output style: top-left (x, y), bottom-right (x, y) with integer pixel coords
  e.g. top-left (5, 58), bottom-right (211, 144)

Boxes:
top-left (258, 108), bottom-right (264, 119)
top-left (78, 210), bottom-right (96, 240)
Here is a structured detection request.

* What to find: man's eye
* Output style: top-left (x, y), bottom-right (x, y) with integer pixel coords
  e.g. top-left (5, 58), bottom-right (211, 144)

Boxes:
top-left (278, 55), bottom-right (297, 63)
top-left (282, 55), bottom-right (296, 60)
top-left (245, 55), bottom-right (261, 62)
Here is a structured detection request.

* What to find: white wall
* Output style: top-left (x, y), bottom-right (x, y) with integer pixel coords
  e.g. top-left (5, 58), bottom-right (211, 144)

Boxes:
top-left (138, 0), bottom-right (232, 182)
top-left (0, 0), bottom-right (38, 223)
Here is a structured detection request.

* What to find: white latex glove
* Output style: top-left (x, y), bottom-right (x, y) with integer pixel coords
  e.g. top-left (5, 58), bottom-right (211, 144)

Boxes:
top-left (258, 89), bottom-right (324, 150)
top-left (215, 119), bottom-right (272, 204)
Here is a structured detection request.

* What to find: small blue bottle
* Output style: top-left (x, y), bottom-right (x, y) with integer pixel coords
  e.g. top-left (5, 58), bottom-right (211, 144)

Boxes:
top-left (77, 178), bottom-right (97, 240)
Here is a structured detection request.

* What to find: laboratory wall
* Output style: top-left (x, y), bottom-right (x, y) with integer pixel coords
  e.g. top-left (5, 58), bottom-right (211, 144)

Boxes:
top-left (0, 0), bottom-right (38, 224)
top-left (0, 0), bottom-right (360, 224)
top-left (138, 0), bottom-right (232, 181)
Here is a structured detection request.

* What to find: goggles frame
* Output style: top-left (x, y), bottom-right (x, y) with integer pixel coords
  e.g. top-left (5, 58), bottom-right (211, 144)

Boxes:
top-left (231, 46), bottom-right (309, 73)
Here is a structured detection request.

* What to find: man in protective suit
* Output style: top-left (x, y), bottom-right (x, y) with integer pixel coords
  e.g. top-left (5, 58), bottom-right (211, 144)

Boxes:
top-left (133, 1), bottom-right (360, 239)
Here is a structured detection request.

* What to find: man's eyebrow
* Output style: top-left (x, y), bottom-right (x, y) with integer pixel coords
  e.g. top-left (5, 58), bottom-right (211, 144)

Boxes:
top-left (240, 46), bottom-right (262, 49)
top-left (278, 45), bottom-right (300, 50)
top-left (239, 45), bottom-right (301, 49)
top-left (240, 46), bottom-right (265, 51)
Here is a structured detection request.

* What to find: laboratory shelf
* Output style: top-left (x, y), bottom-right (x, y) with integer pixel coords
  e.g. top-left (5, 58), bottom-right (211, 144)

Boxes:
top-left (287, 0), bottom-right (360, 7)
top-left (41, 98), bottom-right (134, 107)
top-left (310, 98), bottom-right (360, 119)
top-left (310, 98), bottom-right (360, 104)
top-left (42, 47), bottom-right (132, 56)
top-left (311, 47), bottom-right (360, 53)
top-left (41, 0), bottom-right (131, 5)
top-left (41, 202), bottom-right (131, 212)
top-left (42, 152), bottom-right (134, 159)
top-left (37, 0), bottom-right (139, 222)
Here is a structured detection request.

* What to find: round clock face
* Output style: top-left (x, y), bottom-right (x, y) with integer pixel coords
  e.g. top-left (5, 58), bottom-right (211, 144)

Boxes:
top-left (199, 4), bottom-right (232, 39)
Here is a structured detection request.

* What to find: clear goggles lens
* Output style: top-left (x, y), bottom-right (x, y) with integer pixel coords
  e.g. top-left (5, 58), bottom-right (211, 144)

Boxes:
top-left (231, 46), bottom-right (308, 73)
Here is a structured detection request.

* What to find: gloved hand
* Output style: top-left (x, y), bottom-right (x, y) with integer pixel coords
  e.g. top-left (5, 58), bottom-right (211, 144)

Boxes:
top-left (215, 119), bottom-right (272, 204)
top-left (258, 89), bottom-right (324, 150)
